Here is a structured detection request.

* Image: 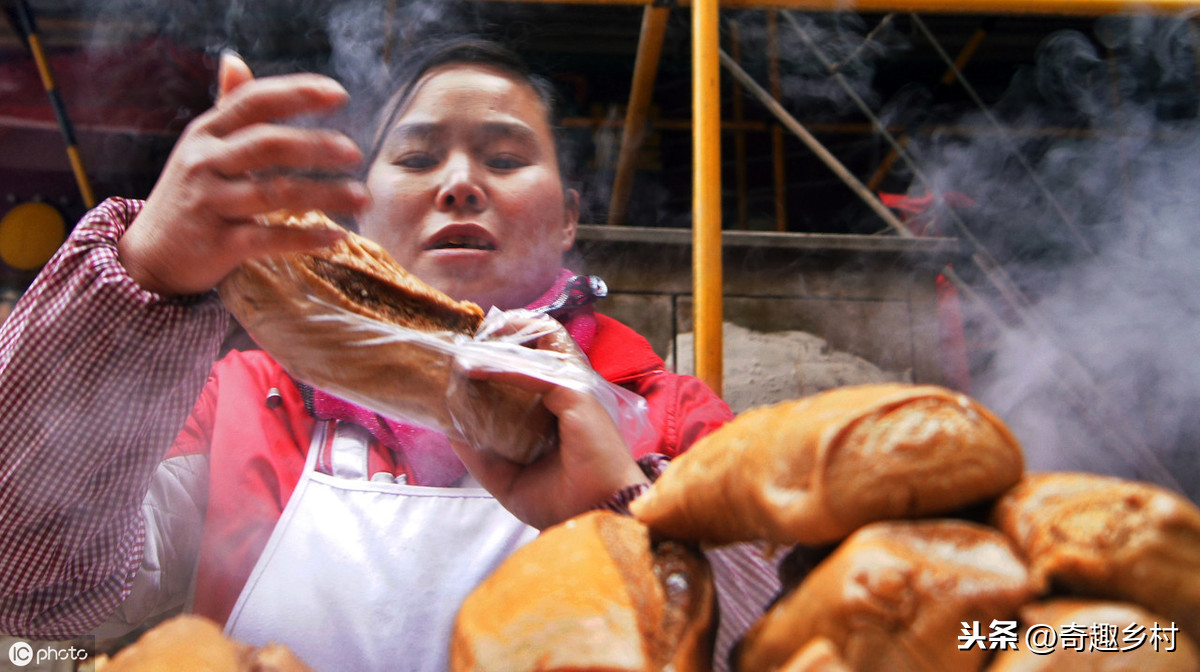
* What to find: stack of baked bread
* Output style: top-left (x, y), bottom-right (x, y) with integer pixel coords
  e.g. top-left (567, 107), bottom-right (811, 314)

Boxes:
top-left (452, 383), bottom-right (1200, 672)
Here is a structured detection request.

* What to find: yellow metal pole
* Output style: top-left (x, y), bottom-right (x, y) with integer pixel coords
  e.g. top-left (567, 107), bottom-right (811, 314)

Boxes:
top-left (609, 5), bottom-right (671, 226)
top-left (16, 0), bottom-right (95, 208)
top-left (693, 0), bottom-right (724, 396)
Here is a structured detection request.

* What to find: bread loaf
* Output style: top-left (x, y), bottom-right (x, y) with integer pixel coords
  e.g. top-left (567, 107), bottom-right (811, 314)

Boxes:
top-left (450, 511), bottom-right (715, 672)
top-left (95, 615), bottom-right (313, 672)
top-left (990, 472), bottom-right (1200, 645)
top-left (631, 384), bottom-right (1025, 546)
top-left (737, 520), bottom-right (1042, 672)
top-left (777, 638), bottom-right (854, 672)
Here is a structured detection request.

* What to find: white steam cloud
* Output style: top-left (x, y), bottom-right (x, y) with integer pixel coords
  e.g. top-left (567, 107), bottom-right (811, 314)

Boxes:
top-left (914, 16), bottom-right (1200, 500)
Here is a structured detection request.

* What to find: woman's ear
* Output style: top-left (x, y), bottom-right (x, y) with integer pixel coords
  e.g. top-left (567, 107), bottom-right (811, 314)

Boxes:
top-left (562, 188), bottom-right (580, 250)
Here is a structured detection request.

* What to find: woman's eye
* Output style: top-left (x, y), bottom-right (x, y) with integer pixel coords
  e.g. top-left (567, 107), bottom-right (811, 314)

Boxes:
top-left (395, 153), bottom-right (437, 169)
top-left (487, 155), bottom-right (528, 170)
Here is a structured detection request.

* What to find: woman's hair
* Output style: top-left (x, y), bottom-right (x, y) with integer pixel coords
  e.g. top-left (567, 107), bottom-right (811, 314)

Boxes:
top-left (365, 37), bottom-right (568, 175)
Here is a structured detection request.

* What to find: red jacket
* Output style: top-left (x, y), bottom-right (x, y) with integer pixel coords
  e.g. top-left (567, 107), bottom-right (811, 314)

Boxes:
top-left (168, 313), bottom-right (732, 625)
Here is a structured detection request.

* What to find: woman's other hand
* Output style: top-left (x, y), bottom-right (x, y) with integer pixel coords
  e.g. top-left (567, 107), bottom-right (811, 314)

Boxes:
top-left (117, 53), bottom-right (370, 296)
top-left (450, 367), bottom-right (649, 531)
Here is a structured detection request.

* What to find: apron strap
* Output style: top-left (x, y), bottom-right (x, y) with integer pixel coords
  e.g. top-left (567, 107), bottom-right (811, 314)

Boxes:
top-left (328, 421), bottom-right (371, 481)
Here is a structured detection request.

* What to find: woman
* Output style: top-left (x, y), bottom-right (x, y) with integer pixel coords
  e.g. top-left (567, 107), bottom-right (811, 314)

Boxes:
top-left (0, 39), bottom-right (751, 670)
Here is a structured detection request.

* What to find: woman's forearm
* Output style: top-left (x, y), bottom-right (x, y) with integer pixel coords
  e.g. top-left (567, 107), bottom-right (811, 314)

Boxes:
top-left (0, 198), bottom-right (228, 637)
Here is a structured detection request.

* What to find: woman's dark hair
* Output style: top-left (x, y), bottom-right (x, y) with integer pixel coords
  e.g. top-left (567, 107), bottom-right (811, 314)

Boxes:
top-left (365, 38), bottom-right (568, 176)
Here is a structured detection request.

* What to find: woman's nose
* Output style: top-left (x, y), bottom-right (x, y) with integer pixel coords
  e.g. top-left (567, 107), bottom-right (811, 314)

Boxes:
top-left (436, 157), bottom-right (487, 212)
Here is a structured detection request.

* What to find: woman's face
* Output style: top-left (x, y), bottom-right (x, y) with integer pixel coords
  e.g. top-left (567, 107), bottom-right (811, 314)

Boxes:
top-left (358, 65), bottom-right (578, 311)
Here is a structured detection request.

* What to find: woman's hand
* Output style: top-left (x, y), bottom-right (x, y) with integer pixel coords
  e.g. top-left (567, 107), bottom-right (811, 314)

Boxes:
top-left (450, 367), bottom-right (649, 531)
top-left (117, 53), bottom-right (370, 296)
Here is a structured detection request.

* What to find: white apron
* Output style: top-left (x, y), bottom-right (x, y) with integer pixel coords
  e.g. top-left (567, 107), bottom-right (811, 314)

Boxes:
top-left (224, 420), bottom-right (539, 672)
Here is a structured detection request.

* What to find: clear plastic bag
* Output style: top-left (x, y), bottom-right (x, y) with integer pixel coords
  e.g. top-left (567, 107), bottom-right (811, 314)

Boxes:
top-left (221, 252), bottom-right (653, 464)
top-left (446, 308), bottom-right (655, 460)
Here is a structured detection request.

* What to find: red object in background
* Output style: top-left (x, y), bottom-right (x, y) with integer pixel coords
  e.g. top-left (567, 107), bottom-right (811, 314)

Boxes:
top-left (879, 189), bottom-right (974, 393)
top-left (0, 36), bottom-right (214, 135)
top-left (877, 190), bottom-right (976, 237)
top-left (935, 274), bottom-right (972, 394)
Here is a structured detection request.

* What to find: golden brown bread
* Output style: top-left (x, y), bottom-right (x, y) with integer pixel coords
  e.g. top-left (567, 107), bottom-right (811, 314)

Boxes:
top-left (218, 211), bottom-right (557, 464)
top-left (95, 615), bottom-right (314, 671)
top-left (244, 210), bottom-right (485, 333)
top-left (990, 472), bottom-right (1200, 645)
top-left (630, 384), bottom-right (1025, 546)
top-left (737, 520), bottom-right (1042, 672)
top-left (986, 599), bottom-right (1200, 672)
top-left (450, 510), bottom-right (715, 672)
top-left (777, 638), bottom-right (854, 672)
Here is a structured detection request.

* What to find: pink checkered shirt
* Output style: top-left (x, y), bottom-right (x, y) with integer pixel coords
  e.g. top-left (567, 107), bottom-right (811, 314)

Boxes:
top-left (0, 198), bottom-right (228, 637)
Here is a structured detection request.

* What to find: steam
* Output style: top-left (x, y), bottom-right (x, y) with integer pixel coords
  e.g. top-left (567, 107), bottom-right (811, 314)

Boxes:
top-left (324, 0), bottom-right (492, 145)
top-left (911, 16), bottom-right (1200, 499)
top-left (729, 11), bottom-right (900, 118)
top-left (730, 11), bottom-right (1200, 499)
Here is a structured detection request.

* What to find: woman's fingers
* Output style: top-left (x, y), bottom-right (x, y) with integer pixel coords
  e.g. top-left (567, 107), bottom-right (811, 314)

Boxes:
top-left (460, 366), bottom-right (557, 393)
top-left (226, 221), bottom-right (348, 258)
top-left (119, 52), bottom-right (367, 297)
top-left (204, 74), bottom-right (350, 138)
top-left (210, 125), bottom-right (362, 178)
top-left (214, 175), bottom-right (368, 220)
top-left (462, 368), bottom-right (603, 423)
top-left (218, 51), bottom-right (254, 99)
top-left (448, 439), bottom-right (521, 500)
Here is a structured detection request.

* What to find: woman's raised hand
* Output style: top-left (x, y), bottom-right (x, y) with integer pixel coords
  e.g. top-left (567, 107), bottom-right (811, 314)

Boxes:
top-left (117, 53), bottom-right (370, 296)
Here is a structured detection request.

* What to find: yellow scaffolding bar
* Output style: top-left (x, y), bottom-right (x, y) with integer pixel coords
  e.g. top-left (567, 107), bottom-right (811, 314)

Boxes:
top-left (693, 0), bottom-right (724, 396)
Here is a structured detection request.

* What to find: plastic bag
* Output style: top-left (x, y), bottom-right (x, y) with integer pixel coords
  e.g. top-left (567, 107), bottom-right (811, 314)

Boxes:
top-left (447, 308), bottom-right (655, 460)
top-left (220, 251), bottom-right (653, 464)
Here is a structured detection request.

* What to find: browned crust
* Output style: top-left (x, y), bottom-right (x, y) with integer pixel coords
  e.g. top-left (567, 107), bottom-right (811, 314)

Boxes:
top-left (738, 520), bottom-right (1040, 672)
top-left (653, 540), bottom-right (716, 672)
top-left (990, 471), bottom-right (1200, 645)
top-left (778, 638), bottom-right (854, 672)
top-left (97, 615), bottom-right (314, 671)
top-left (261, 210), bottom-right (484, 334)
top-left (449, 511), bottom-right (715, 671)
top-left (631, 383), bottom-right (1025, 547)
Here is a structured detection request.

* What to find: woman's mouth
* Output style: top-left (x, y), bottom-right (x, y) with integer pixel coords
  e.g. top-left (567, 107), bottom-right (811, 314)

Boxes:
top-left (431, 235), bottom-right (496, 251)
top-left (424, 225), bottom-right (499, 253)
